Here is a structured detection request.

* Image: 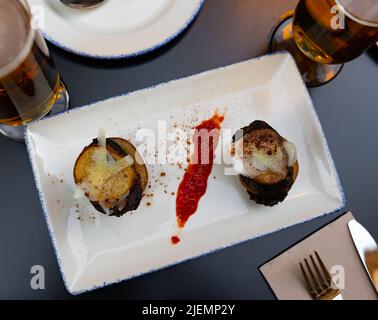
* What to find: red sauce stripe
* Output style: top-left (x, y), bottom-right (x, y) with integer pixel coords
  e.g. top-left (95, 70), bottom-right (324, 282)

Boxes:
top-left (174, 113), bottom-right (224, 237)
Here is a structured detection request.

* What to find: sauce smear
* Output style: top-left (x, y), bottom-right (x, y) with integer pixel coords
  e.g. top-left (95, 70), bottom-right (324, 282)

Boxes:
top-left (171, 236), bottom-right (180, 245)
top-left (171, 112), bottom-right (224, 244)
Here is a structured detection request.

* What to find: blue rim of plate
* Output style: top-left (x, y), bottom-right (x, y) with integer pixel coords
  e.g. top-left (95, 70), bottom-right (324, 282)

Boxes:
top-left (24, 52), bottom-right (346, 295)
top-left (42, 0), bottom-right (205, 59)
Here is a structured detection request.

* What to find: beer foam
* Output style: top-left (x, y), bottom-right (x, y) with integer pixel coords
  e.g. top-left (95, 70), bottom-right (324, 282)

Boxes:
top-left (336, 0), bottom-right (378, 28)
top-left (0, 0), bottom-right (35, 78)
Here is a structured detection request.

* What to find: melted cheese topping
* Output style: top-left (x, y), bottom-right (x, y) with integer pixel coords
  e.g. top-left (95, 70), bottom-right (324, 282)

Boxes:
top-left (79, 148), bottom-right (134, 202)
top-left (233, 129), bottom-right (297, 179)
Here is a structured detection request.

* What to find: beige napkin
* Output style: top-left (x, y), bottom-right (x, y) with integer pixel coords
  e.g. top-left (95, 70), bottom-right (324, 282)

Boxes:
top-left (259, 212), bottom-right (377, 300)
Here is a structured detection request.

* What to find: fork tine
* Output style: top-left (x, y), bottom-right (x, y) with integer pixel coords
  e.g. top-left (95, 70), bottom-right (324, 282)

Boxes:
top-left (300, 262), bottom-right (317, 298)
top-left (310, 254), bottom-right (327, 290)
top-left (315, 251), bottom-right (332, 285)
top-left (300, 252), bottom-right (341, 300)
top-left (304, 258), bottom-right (322, 295)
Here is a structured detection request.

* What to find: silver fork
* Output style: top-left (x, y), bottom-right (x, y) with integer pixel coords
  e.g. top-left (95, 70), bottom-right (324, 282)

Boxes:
top-left (300, 251), bottom-right (342, 300)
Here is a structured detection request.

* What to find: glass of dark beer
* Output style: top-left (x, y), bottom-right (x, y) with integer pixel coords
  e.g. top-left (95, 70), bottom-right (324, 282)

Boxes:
top-left (270, 0), bottom-right (378, 87)
top-left (0, 0), bottom-right (69, 141)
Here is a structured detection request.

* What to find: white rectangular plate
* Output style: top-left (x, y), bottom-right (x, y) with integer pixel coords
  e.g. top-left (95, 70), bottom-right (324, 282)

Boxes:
top-left (26, 53), bottom-right (345, 294)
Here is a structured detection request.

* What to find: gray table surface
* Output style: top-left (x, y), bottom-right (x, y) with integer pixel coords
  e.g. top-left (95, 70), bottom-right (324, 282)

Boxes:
top-left (0, 0), bottom-right (377, 299)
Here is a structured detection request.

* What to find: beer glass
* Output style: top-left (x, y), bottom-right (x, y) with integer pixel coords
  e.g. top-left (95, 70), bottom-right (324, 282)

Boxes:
top-left (0, 0), bottom-right (69, 141)
top-left (270, 0), bottom-right (378, 87)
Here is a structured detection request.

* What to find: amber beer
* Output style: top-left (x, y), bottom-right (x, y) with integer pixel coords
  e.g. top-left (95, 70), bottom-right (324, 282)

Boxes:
top-left (0, 0), bottom-right (61, 126)
top-left (293, 0), bottom-right (378, 64)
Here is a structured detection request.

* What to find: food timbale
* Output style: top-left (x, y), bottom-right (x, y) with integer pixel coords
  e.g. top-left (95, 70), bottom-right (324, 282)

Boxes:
top-left (232, 121), bottom-right (298, 206)
top-left (73, 134), bottom-right (148, 217)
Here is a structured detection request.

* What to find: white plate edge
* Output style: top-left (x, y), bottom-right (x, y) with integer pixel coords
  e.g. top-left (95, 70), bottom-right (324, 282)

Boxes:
top-left (26, 51), bottom-right (291, 131)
